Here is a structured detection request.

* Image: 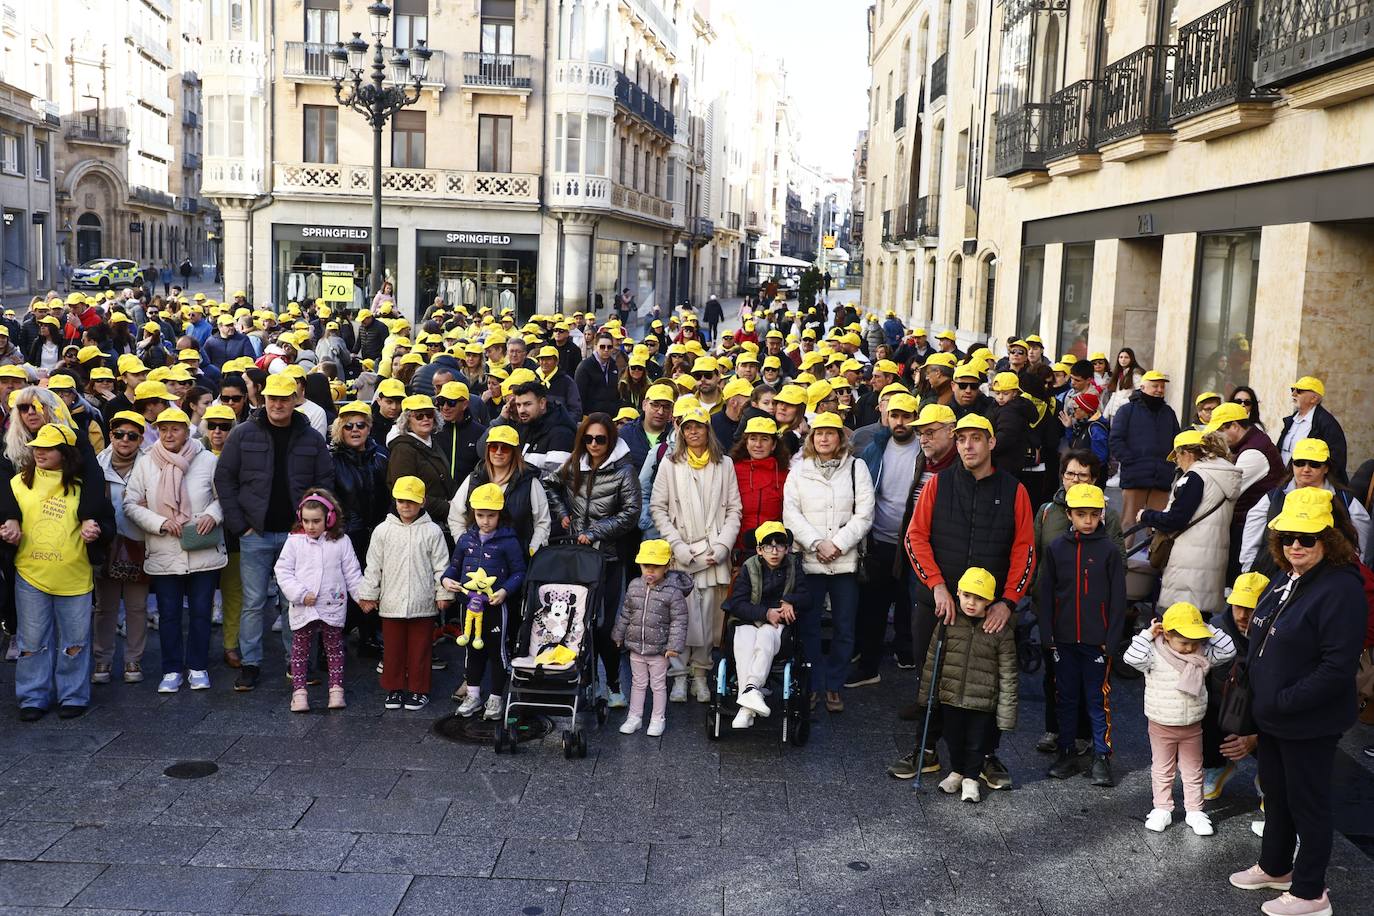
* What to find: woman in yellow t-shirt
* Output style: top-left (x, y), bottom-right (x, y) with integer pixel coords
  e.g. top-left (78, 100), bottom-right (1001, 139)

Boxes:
top-left (2, 424), bottom-right (106, 722)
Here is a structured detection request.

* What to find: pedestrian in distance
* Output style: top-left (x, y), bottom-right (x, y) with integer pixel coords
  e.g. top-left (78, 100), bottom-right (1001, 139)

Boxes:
top-left (273, 489), bottom-right (366, 713)
top-left (1123, 602), bottom-right (1236, 837)
top-left (611, 538), bottom-right (689, 737)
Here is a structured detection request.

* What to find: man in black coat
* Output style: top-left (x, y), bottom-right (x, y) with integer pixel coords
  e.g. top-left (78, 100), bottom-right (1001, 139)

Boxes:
top-left (435, 381), bottom-right (487, 486)
top-left (1277, 376), bottom-right (1347, 483)
top-left (574, 330), bottom-right (621, 417)
top-left (490, 380), bottom-right (577, 473)
top-left (355, 310), bottom-right (389, 362)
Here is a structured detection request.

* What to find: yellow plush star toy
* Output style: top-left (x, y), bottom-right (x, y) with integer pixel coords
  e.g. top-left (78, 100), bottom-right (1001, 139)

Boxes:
top-left (456, 568), bottom-right (497, 650)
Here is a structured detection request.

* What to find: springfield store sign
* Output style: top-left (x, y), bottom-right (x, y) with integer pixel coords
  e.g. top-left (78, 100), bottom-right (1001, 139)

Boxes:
top-left (302, 227), bottom-right (371, 240)
top-left (444, 232), bottom-right (512, 245)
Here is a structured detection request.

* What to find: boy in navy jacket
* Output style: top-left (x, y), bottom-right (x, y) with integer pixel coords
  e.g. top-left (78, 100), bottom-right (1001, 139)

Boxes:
top-left (1037, 483), bottom-right (1127, 787)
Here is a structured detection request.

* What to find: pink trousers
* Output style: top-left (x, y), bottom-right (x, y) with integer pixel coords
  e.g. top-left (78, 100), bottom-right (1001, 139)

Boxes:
top-left (628, 651), bottom-right (669, 721)
top-left (1148, 719), bottom-right (1205, 812)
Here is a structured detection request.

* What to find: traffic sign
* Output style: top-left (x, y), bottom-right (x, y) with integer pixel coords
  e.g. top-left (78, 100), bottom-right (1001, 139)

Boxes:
top-left (823, 235), bottom-right (836, 249)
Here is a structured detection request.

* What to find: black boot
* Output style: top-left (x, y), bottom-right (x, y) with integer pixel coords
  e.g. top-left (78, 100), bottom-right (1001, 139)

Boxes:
top-left (1089, 754), bottom-right (1114, 787)
top-left (1047, 750), bottom-right (1080, 779)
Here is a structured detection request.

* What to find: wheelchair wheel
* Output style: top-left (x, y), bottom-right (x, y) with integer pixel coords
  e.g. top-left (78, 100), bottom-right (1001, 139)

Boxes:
top-left (494, 727), bottom-right (508, 754)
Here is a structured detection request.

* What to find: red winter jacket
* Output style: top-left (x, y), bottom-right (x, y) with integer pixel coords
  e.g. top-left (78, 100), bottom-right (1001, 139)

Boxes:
top-left (733, 456), bottom-right (788, 550)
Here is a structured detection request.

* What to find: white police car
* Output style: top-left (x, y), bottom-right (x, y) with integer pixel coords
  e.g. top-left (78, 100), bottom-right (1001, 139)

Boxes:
top-left (71, 258), bottom-right (142, 290)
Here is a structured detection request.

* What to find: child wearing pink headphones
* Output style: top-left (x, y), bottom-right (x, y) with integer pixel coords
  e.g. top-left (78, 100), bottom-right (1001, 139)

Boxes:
top-left (273, 488), bottom-right (369, 712)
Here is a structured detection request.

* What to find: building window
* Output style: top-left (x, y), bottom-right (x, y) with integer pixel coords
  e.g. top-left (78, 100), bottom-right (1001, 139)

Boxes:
top-left (393, 0), bottom-right (427, 49)
top-left (1188, 231), bottom-right (1260, 405)
top-left (481, 0), bottom-right (515, 55)
top-left (0, 133), bottom-right (22, 176)
top-left (33, 139), bottom-right (48, 180)
top-left (955, 129), bottom-right (969, 189)
top-left (1058, 242), bottom-right (1094, 359)
top-left (618, 136), bottom-right (627, 183)
top-left (1016, 245), bottom-right (1045, 336)
top-left (229, 96), bottom-right (246, 157)
top-left (478, 114), bottom-right (512, 172)
top-left (1, 210), bottom-right (25, 290)
top-left (586, 114), bottom-right (607, 175)
top-left (303, 105), bottom-right (337, 163)
top-left (391, 110), bottom-right (425, 168)
top-left (982, 255), bottom-right (997, 337)
top-left (304, 0), bottom-right (339, 46)
top-left (206, 96), bottom-right (224, 156)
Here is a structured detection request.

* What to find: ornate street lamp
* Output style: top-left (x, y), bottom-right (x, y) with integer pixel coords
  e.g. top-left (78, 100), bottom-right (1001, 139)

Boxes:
top-left (330, 2), bottom-right (434, 298)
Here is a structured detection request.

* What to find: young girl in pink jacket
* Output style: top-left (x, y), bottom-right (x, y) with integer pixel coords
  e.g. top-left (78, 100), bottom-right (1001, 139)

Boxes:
top-left (274, 488), bottom-right (368, 712)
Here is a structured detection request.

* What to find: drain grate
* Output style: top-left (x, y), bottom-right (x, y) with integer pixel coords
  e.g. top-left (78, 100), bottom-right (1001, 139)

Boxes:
top-left (163, 760), bottom-right (219, 779)
top-left (431, 713), bottom-right (555, 745)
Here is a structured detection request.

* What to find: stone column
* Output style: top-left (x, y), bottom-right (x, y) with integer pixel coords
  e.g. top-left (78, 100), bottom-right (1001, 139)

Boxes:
top-left (217, 202), bottom-right (251, 300)
top-left (1039, 243), bottom-right (1064, 344)
top-left (558, 216), bottom-right (596, 316)
top-left (1154, 232), bottom-right (1198, 416)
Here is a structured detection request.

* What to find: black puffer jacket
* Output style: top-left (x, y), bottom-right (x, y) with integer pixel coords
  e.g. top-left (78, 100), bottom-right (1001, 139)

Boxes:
top-left (545, 439), bottom-right (641, 558)
top-left (989, 395), bottom-right (1034, 476)
top-left (356, 317), bottom-right (389, 361)
top-left (215, 410), bottom-right (335, 535)
top-left (331, 440), bottom-right (389, 536)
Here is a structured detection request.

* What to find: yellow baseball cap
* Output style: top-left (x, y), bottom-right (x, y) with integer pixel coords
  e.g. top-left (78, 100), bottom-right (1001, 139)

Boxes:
top-left (925, 353), bottom-right (957, 369)
top-left (1168, 429), bottom-right (1205, 459)
top-left (77, 345), bottom-right (104, 363)
top-left (155, 407), bottom-right (191, 426)
top-left (774, 384), bottom-right (807, 406)
top-left (1065, 483), bottom-right (1105, 510)
top-left (203, 404), bottom-right (236, 423)
top-left (401, 394), bottom-right (434, 412)
top-left (645, 383), bottom-right (676, 404)
top-left (755, 521), bottom-right (789, 544)
top-left (1089, 352), bottom-right (1108, 363)
top-left (437, 381), bottom-right (471, 401)
top-left (45, 375), bottom-right (75, 391)
top-left (887, 393), bottom-right (920, 415)
top-left (1268, 487), bottom-right (1335, 534)
top-left (1229, 572), bottom-right (1270, 610)
top-left (133, 380), bottom-right (172, 402)
top-left (990, 372), bottom-right (1021, 392)
top-left (957, 567), bottom-right (997, 601)
top-left (376, 378), bottom-right (406, 399)
top-left (691, 356), bottom-right (719, 374)
top-left (935, 330), bottom-right (957, 341)
top-left (1161, 602), bottom-right (1213, 640)
top-left (1194, 391), bottom-right (1222, 407)
top-left (614, 407), bottom-right (641, 423)
top-left (1141, 370), bottom-right (1169, 383)
top-left (486, 425), bottom-right (521, 449)
top-left (89, 368), bottom-right (115, 381)
top-left (338, 401), bottom-right (371, 418)
top-left (1205, 402), bottom-right (1249, 431)
top-left (722, 377), bottom-right (754, 401)
top-left (30, 423), bottom-right (77, 448)
top-left (743, 416), bottom-right (779, 436)
top-left (914, 404), bottom-right (957, 426)
top-left (1291, 438), bottom-right (1330, 464)
top-left (110, 410), bottom-right (147, 430)
top-left (262, 375), bottom-right (298, 398)
top-left (468, 482), bottom-right (506, 511)
top-left (0, 365), bottom-right (25, 380)
top-left (873, 359), bottom-right (901, 376)
top-left (810, 412), bottom-right (844, 430)
top-left (679, 406), bottom-right (710, 426)
top-left (635, 538), bottom-right (673, 566)
top-left (1290, 376), bottom-right (1325, 397)
top-left (392, 475), bottom-right (427, 504)
top-left (954, 413), bottom-right (994, 435)
top-left (763, 355), bottom-right (783, 370)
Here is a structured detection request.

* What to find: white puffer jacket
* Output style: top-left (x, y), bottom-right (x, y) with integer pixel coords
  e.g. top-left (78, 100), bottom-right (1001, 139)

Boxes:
top-left (357, 513), bottom-right (454, 619)
top-left (782, 454), bottom-right (875, 575)
top-left (122, 447), bottom-right (227, 576)
top-left (1123, 626), bottom-right (1237, 726)
top-left (1158, 457), bottom-right (1241, 613)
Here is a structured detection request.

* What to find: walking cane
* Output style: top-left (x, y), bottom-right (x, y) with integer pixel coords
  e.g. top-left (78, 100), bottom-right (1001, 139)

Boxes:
top-left (913, 620), bottom-right (948, 793)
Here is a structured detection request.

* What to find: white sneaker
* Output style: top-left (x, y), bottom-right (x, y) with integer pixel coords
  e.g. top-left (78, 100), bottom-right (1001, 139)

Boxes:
top-left (157, 672), bottom-right (183, 693)
top-left (456, 691), bottom-right (483, 717)
top-left (961, 777), bottom-right (981, 803)
top-left (187, 670), bottom-right (211, 690)
top-left (646, 717), bottom-right (666, 737)
top-left (669, 678), bottom-right (688, 703)
top-left (482, 695), bottom-right (504, 721)
top-left (938, 771), bottom-right (963, 794)
top-left (1144, 808), bottom-right (1172, 832)
top-left (1185, 811), bottom-right (1214, 836)
top-left (732, 708), bottom-right (755, 729)
top-left (607, 690), bottom-right (628, 709)
top-left (619, 715), bottom-right (643, 734)
top-left (691, 676), bottom-right (710, 703)
top-left (737, 686), bottom-right (771, 717)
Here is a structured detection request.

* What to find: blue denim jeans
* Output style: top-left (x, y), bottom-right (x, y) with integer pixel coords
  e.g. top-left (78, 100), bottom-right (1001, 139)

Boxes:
top-left (803, 572), bottom-right (860, 692)
top-left (151, 570), bottom-right (220, 676)
top-left (238, 530), bottom-right (291, 667)
top-left (14, 577), bottom-right (93, 710)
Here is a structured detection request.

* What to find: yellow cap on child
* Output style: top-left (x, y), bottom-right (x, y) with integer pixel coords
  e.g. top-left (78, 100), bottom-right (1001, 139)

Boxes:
top-left (1065, 483), bottom-right (1105, 510)
top-left (392, 475), bottom-right (427, 504)
top-left (635, 539), bottom-right (672, 566)
top-left (468, 483), bottom-right (505, 511)
top-left (1161, 602), bottom-right (1213, 639)
top-left (1229, 572), bottom-right (1270, 609)
top-left (957, 567), bottom-right (996, 602)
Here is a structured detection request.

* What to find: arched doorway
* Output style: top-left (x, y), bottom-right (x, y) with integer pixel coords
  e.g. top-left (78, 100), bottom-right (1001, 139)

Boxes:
top-left (77, 214), bottom-right (102, 263)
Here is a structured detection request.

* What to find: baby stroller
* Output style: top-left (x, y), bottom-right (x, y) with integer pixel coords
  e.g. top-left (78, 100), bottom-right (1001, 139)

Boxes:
top-left (705, 620), bottom-right (811, 746)
top-left (1114, 525), bottom-right (1164, 680)
top-left (499, 540), bottom-right (606, 757)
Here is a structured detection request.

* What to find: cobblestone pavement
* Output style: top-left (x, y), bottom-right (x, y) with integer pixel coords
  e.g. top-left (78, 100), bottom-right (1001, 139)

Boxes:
top-left (1, 623), bottom-right (1372, 916)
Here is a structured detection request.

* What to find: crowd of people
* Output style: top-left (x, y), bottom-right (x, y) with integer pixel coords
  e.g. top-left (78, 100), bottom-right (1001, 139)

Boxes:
top-left (0, 281), bottom-right (1369, 916)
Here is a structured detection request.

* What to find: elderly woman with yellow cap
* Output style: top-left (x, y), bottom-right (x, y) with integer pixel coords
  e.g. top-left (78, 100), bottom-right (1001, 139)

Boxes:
top-left (384, 394), bottom-right (455, 528)
top-left (2, 422), bottom-right (114, 721)
top-left (1226, 488), bottom-right (1365, 916)
top-left (1138, 429), bottom-right (1241, 616)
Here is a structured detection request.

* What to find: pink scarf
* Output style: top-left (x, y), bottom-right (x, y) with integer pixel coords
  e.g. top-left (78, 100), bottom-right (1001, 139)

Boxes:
top-left (150, 437), bottom-right (203, 527)
top-left (1154, 635), bottom-right (1211, 698)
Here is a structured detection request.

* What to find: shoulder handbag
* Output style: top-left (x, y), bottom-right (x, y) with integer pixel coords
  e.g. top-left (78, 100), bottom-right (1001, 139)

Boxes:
top-left (1216, 661), bottom-right (1255, 735)
top-left (850, 459), bottom-right (869, 583)
top-left (1147, 492), bottom-right (1227, 571)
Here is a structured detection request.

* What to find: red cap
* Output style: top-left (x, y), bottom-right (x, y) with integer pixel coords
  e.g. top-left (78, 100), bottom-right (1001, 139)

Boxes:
top-left (1073, 391), bottom-right (1100, 413)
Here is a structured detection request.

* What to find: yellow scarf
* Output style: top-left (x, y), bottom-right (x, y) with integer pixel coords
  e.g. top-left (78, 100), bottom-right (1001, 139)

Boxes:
top-left (686, 448), bottom-right (710, 470)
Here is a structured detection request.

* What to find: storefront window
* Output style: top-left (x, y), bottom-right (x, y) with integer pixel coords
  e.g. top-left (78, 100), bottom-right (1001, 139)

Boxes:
top-left (414, 230), bottom-right (537, 323)
top-left (593, 238), bottom-right (620, 314)
top-left (1187, 230), bottom-right (1259, 405)
top-left (1016, 245), bottom-right (1044, 338)
top-left (1058, 241), bottom-right (1093, 360)
top-left (273, 224), bottom-right (396, 311)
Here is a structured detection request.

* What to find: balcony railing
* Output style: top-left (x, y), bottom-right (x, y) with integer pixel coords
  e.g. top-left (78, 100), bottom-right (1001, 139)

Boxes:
top-left (462, 52), bottom-right (533, 90)
top-left (284, 42), bottom-right (445, 86)
top-left (1044, 79), bottom-right (1099, 160)
top-left (611, 183), bottom-right (676, 223)
top-left (201, 157), bottom-right (266, 197)
top-left (625, 0), bottom-right (679, 49)
top-left (131, 185), bottom-right (176, 209)
top-left (551, 59), bottom-right (614, 95)
top-left (614, 71), bottom-right (675, 139)
top-left (993, 103), bottom-right (1052, 176)
top-left (1173, 0), bottom-right (1275, 119)
top-left (1256, 0), bottom-right (1374, 87)
top-left (274, 162), bottom-right (538, 205)
top-left (1097, 44), bottom-right (1176, 146)
top-left (894, 92), bottom-right (906, 132)
top-left (182, 151), bottom-right (201, 170)
top-left (929, 53), bottom-right (948, 102)
top-left (914, 194), bottom-right (938, 237)
top-left (64, 125), bottom-right (128, 146)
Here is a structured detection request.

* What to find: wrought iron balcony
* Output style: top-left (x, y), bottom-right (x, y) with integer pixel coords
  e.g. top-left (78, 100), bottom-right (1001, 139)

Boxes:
top-left (1044, 80), bottom-right (1099, 160)
top-left (64, 125), bottom-right (128, 146)
top-left (1173, 0), bottom-right (1276, 119)
top-left (930, 54), bottom-right (948, 102)
top-left (462, 52), bottom-right (533, 90)
top-left (891, 203), bottom-right (912, 240)
top-left (914, 194), bottom-right (938, 237)
top-left (284, 42), bottom-right (445, 87)
top-left (1256, 0), bottom-right (1374, 87)
top-left (894, 92), bottom-right (906, 132)
top-left (993, 103), bottom-right (1052, 176)
top-left (182, 151), bottom-right (201, 170)
top-left (1097, 45), bottom-right (1176, 146)
top-left (614, 71), bottom-right (675, 139)
top-left (688, 216), bottom-right (715, 241)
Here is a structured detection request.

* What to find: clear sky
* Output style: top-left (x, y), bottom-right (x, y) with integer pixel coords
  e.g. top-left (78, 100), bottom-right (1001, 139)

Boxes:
top-left (741, 0), bottom-right (871, 178)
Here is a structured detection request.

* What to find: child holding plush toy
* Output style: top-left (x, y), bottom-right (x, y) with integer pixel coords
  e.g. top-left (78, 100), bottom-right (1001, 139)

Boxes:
top-left (441, 483), bottom-right (526, 722)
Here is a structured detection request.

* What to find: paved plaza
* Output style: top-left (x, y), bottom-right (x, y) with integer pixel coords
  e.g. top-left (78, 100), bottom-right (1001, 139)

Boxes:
top-left (0, 628), bottom-right (1372, 916)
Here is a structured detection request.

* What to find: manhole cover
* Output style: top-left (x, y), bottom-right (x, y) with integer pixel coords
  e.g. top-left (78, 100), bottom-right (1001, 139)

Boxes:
top-left (431, 713), bottom-right (555, 745)
top-left (163, 761), bottom-right (219, 779)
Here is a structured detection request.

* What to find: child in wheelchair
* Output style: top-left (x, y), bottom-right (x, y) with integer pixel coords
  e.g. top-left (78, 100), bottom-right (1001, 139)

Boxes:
top-left (720, 522), bottom-right (811, 729)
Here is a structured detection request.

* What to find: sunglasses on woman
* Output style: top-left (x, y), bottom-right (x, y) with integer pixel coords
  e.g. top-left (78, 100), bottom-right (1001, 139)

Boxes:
top-left (341, 421), bottom-right (368, 432)
top-left (220, 394), bottom-right (244, 404)
top-left (16, 403), bottom-right (38, 414)
top-left (1233, 398), bottom-right (1253, 406)
top-left (1291, 459), bottom-right (1326, 469)
top-left (1277, 532), bottom-right (1318, 547)
top-left (583, 434), bottom-right (608, 445)
top-left (206, 422), bottom-right (233, 432)
top-left (410, 410), bottom-right (435, 421)
top-left (111, 430), bottom-right (142, 442)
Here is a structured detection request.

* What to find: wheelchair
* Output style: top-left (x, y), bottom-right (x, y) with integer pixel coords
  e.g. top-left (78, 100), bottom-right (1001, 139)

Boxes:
top-left (705, 619), bottom-right (811, 747)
